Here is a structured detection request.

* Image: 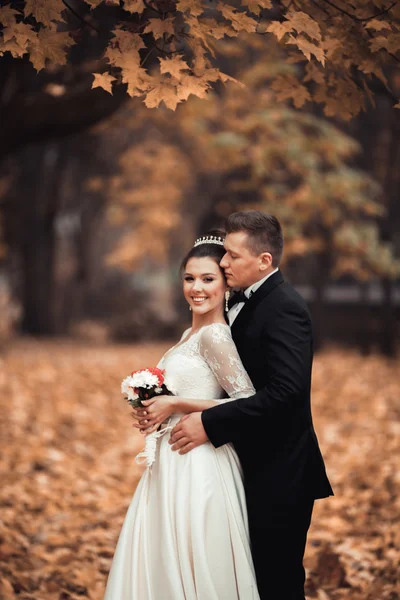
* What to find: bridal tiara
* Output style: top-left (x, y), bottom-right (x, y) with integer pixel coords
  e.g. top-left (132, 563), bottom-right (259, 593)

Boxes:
top-left (193, 236), bottom-right (225, 248)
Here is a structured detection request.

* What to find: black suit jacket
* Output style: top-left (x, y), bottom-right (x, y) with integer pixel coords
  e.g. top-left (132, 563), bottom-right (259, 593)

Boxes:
top-left (202, 271), bottom-right (333, 510)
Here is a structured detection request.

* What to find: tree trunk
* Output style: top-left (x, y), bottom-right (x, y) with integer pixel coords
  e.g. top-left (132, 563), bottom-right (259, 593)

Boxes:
top-left (20, 144), bottom-right (65, 334)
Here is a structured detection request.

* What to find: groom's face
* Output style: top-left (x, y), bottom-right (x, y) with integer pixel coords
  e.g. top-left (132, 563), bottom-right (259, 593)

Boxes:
top-left (221, 231), bottom-right (267, 289)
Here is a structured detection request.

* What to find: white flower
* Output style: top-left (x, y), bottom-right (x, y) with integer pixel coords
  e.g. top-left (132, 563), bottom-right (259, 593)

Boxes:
top-left (121, 375), bottom-right (138, 400)
top-left (155, 386), bottom-right (163, 394)
top-left (130, 370), bottom-right (159, 389)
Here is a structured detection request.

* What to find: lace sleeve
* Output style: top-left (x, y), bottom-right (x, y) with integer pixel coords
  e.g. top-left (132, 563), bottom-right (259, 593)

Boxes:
top-left (199, 323), bottom-right (255, 401)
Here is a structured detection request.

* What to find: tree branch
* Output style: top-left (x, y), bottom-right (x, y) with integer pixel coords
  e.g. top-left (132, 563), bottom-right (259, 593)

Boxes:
top-left (143, 0), bottom-right (163, 15)
top-left (319, 0), bottom-right (397, 23)
top-left (62, 0), bottom-right (100, 34)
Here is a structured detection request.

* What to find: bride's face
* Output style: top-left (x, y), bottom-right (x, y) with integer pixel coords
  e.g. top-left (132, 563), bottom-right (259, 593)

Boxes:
top-left (183, 257), bottom-right (226, 316)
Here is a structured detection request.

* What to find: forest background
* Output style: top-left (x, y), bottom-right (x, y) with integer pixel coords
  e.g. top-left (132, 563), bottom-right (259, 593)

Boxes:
top-left (0, 1), bottom-right (399, 599)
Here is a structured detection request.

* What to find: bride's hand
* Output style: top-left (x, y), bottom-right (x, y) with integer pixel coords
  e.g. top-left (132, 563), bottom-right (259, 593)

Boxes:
top-left (132, 395), bottom-right (177, 435)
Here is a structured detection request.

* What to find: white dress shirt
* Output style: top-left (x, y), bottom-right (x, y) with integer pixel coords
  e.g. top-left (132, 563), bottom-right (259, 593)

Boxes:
top-left (228, 268), bottom-right (280, 326)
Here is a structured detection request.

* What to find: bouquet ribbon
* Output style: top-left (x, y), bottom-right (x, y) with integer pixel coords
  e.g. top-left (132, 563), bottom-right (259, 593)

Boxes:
top-left (135, 418), bottom-right (173, 468)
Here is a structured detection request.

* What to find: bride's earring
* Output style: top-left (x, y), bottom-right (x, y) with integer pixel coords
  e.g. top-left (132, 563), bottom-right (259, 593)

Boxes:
top-left (225, 291), bottom-right (230, 312)
top-left (189, 305), bottom-right (192, 311)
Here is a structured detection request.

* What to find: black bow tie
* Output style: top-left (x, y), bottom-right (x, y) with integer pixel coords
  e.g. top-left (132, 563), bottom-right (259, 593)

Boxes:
top-left (227, 291), bottom-right (248, 310)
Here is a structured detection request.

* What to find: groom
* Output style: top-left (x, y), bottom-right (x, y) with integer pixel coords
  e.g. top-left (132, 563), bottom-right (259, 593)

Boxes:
top-left (168, 211), bottom-right (333, 600)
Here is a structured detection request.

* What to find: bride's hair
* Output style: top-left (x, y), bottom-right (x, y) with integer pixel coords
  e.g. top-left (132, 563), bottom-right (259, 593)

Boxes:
top-left (180, 228), bottom-right (226, 275)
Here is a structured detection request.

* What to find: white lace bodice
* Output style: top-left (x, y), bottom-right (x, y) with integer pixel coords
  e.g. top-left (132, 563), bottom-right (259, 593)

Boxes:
top-left (158, 323), bottom-right (255, 403)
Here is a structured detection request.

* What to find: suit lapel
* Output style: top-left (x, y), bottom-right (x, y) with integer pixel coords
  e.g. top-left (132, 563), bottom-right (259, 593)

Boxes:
top-left (231, 270), bottom-right (284, 333)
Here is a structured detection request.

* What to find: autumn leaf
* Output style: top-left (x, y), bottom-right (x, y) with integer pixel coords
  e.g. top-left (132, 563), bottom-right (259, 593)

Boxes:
top-left (28, 29), bottom-right (72, 71)
top-left (0, 6), bottom-right (19, 28)
top-left (104, 32), bottom-right (150, 96)
top-left (271, 74), bottom-right (311, 108)
top-left (287, 34), bottom-right (325, 65)
top-left (265, 20), bottom-right (293, 42)
top-left (176, 73), bottom-right (211, 101)
top-left (123, 0), bottom-right (146, 13)
top-left (144, 82), bottom-right (181, 110)
top-left (245, 0), bottom-right (273, 15)
top-left (184, 14), bottom-right (233, 56)
top-left (365, 18), bottom-right (392, 31)
top-left (125, 65), bottom-right (153, 97)
top-left (143, 17), bottom-right (176, 40)
top-left (218, 3), bottom-right (257, 33)
top-left (0, 23), bottom-right (36, 59)
top-left (0, 37), bottom-right (28, 58)
top-left (92, 73), bottom-right (116, 94)
top-left (304, 62), bottom-right (325, 85)
top-left (24, 0), bottom-right (65, 24)
top-left (159, 56), bottom-right (190, 81)
top-left (108, 29), bottom-right (146, 55)
top-left (177, 0), bottom-right (204, 17)
top-left (286, 11), bottom-right (322, 41)
top-left (2, 21), bottom-right (34, 45)
top-left (369, 32), bottom-right (400, 54)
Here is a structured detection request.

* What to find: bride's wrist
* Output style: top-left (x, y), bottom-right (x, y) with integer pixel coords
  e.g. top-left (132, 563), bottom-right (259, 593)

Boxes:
top-left (170, 396), bottom-right (180, 411)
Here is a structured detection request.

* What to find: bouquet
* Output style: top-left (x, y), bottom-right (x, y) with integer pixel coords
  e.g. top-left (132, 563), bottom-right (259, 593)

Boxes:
top-left (121, 367), bottom-right (175, 468)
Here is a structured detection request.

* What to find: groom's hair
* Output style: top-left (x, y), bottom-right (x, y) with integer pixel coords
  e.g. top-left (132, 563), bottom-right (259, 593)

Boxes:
top-left (226, 211), bottom-right (284, 267)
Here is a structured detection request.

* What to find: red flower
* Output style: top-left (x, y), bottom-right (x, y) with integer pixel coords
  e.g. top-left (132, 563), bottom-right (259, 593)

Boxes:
top-left (130, 367), bottom-right (165, 387)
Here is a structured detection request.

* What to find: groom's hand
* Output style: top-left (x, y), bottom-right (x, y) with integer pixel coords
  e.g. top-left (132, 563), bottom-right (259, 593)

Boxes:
top-left (169, 412), bottom-right (208, 454)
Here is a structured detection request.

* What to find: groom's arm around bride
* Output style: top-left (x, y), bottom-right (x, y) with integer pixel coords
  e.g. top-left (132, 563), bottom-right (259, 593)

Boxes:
top-left (170, 211), bottom-right (333, 600)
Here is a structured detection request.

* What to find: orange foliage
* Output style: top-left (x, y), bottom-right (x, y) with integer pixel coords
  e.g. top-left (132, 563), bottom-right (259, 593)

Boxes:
top-left (0, 340), bottom-right (399, 599)
top-left (1, 1), bottom-right (400, 116)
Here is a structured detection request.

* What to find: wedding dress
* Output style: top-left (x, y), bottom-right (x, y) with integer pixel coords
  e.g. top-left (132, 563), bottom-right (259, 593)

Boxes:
top-left (104, 322), bottom-right (260, 600)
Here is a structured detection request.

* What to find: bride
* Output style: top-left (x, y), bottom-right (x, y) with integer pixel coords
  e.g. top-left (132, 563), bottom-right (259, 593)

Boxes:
top-left (104, 232), bottom-right (260, 600)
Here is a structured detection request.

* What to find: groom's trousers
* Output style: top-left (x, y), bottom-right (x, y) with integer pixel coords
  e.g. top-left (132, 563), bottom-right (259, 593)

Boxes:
top-left (248, 498), bottom-right (314, 600)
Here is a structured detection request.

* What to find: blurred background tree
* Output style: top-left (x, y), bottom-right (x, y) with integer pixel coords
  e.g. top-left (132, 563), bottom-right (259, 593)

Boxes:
top-left (0, 0), bottom-right (399, 354)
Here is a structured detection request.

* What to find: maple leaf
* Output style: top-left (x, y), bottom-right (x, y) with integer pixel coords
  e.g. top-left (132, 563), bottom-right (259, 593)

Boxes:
top-left (218, 3), bottom-right (257, 33)
top-left (322, 38), bottom-right (341, 60)
top-left (0, 23), bottom-right (36, 58)
top-left (184, 14), bottom-right (233, 56)
top-left (365, 18), bottom-right (392, 31)
top-left (159, 56), bottom-right (190, 81)
top-left (286, 11), bottom-right (322, 42)
top-left (359, 59), bottom-right (388, 86)
top-left (92, 73), bottom-right (116, 94)
top-left (177, 73), bottom-right (210, 101)
top-left (108, 29), bottom-right (146, 55)
top-left (144, 82), bottom-right (181, 110)
top-left (177, 0), bottom-right (204, 17)
top-left (245, 0), bottom-right (273, 15)
top-left (369, 35), bottom-right (390, 53)
top-left (2, 21), bottom-right (34, 45)
top-left (370, 32), bottom-right (400, 54)
top-left (265, 20), bottom-right (293, 42)
top-left (0, 6), bottom-right (19, 28)
top-left (28, 29), bottom-right (72, 71)
top-left (219, 71), bottom-right (244, 88)
top-left (106, 44), bottom-right (151, 96)
top-left (125, 68), bottom-right (153, 97)
top-left (271, 74), bottom-right (311, 108)
top-left (24, 0), bottom-right (65, 24)
top-left (287, 34), bottom-right (325, 66)
top-left (143, 17), bottom-right (175, 40)
top-left (304, 61), bottom-right (325, 85)
top-left (0, 37), bottom-right (28, 59)
top-left (122, 0), bottom-right (146, 14)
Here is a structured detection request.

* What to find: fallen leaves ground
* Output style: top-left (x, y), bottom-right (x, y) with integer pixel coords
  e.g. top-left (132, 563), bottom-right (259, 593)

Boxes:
top-left (0, 339), bottom-right (399, 600)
